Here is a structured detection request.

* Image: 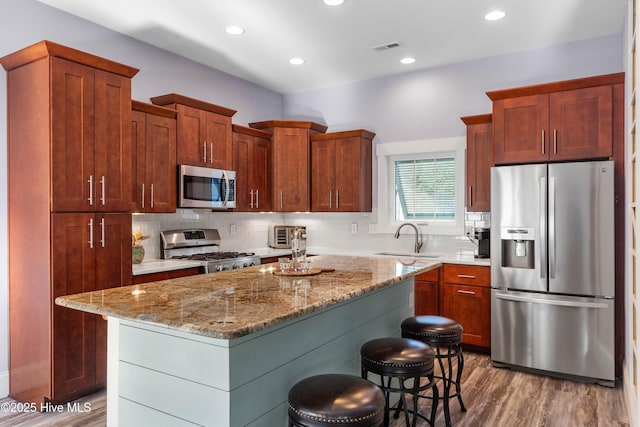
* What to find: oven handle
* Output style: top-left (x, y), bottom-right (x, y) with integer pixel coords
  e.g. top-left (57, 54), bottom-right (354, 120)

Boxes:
top-left (222, 170), bottom-right (230, 207)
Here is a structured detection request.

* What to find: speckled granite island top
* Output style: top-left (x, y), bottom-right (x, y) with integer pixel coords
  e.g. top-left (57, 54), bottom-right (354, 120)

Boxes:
top-left (55, 255), bottom-right (439, 340)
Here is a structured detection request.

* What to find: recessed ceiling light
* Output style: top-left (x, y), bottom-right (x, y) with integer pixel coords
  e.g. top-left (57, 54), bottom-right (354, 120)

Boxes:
top-left (485, 10), bottom-right (506, 21)
top-left (400, 57), bottom-right (416, 65)
top-left (225, 25), bottom-right (245, 35)
top-left (289, 57), bottom-right (305, 65)
top-left (324, 0), bottom-right (344, 6)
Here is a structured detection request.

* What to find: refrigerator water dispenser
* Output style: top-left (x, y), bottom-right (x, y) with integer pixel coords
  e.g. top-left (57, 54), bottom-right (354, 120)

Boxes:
top-left (500, 227), bottom-right (535, 269)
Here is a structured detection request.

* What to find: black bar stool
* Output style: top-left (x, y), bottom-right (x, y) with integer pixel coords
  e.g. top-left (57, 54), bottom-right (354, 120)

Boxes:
top-left (401, 315), bottom-right (466, 427)
top-left (360, 337), bottom-right (438, 427)
top-left (288, 373), bottom-right (386, 427)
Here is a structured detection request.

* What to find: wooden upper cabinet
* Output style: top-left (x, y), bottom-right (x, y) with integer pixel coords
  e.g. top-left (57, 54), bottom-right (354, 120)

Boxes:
top-left (461, 114), bottom-right (492, 212)
top-left (50, 57), bottom-right (133, 212)
top-left (249, 120), bottom-right (327, 212)
top-left (310, 130), bottom-right (374, 212)
top-left (489, 73), bottom-right (622, 165)
top-left (232, 124), bottom-right (272, 212)
top-left (131, 101), bottom-right (177, 213)
top-left (150, 93), bottom-right (236, 169)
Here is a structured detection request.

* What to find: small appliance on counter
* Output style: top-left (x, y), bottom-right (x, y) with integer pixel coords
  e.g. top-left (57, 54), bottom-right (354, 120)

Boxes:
top-left (160, 228), bottom-right (259, 273)
top-left (269, 225), bottom-right (306, 248)
top-left (473, 227), bottom-right (490, 259)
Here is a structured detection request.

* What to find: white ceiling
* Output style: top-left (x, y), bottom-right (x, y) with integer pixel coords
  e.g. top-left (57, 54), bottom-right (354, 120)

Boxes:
top-left (37, 0), bottom-right (627, 94)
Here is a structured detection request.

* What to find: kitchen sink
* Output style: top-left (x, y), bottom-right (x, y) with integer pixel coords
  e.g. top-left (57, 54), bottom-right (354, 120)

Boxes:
top-left (374, 252), bottom-right (443, 259)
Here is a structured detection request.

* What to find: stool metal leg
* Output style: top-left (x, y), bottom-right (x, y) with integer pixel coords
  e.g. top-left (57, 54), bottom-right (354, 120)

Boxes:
top-left (455, 345), bottom-right (467, 412)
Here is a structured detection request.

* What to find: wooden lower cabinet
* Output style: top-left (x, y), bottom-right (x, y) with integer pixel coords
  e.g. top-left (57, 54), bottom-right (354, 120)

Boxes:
top-left (133, 267), bottom-right (202, 284)
top-left (415, 264), bottom-right (491, 349)
top-left (414, 268), bottom-right (440, 315)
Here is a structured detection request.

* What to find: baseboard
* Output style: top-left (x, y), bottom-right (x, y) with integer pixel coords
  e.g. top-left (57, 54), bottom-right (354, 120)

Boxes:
top-left (0, 370), bottom-right (8, 399)
top-left (624, 361), bottom-right (638, 427)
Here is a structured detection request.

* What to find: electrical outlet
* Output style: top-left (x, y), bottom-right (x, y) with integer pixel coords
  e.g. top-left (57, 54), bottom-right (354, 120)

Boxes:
top-left (230, 224), bottom-right (237, 235)
top-left (369, 224), bottom-right (377, 234)
top-left (351, 223), bottom-right (358, 234)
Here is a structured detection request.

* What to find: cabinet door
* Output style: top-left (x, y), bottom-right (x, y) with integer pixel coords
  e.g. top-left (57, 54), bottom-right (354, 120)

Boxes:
top-left (335, 136), bottom-right (371, 212)
top-left (272, 128), bottom-right (310, 212)
top-left (94, 213), bottom-right (131, 384)
top-left (131, 110), bottom-right (146, 212)
top-left (549, 86), bottom-right (613, 161)
top-left (176, 104), bottom-right (207, 166)
top-left (94, 70), bottom-right (132, 212)
top-left (466, 122), bottom-right (492, 212)
top-left (311, 139), bottom-right (336, 211)
top-left (51, 57), bottom-right (95, 212)
top-left (52, 213), bottom-right (98, 400)
top-left (145, 113), bottom-right (177, 212)
top-left (251, 137), bottom-right (272, 211)
top-left (232, 132), bottom-right (252, 211)
top-left (493, 94), bottom-right (549, 165)
top-left (440, 283), bottom-right (491, 347)
top-left (205, 111), bottom-right (233, 169)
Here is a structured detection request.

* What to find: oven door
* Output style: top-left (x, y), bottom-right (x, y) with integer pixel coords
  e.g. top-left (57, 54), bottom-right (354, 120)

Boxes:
top-left (179, 165), bottom-right (236, 209)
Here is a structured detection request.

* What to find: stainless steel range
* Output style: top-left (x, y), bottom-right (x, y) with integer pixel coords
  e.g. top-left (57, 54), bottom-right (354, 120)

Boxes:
top-left (160, 228), bottom-right (260, 273)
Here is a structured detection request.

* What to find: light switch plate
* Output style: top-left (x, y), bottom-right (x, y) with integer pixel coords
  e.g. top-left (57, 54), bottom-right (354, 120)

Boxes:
top-left (351, 223), bottom-right (358, 234)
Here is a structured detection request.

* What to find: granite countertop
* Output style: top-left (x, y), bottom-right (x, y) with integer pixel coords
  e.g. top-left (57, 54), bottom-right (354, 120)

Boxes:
top-left (57, 255), bottom-right (439, 340)
top-left (132, 258), bottom-right (206, 275)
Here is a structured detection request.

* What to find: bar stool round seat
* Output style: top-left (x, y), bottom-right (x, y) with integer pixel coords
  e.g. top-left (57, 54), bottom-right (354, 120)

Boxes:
top-left (360, 337), bottom-right (438, 427)
top-left (288, 373), bottom-right (385, 427)
top-left (401, 315), bottom-right (466, 427)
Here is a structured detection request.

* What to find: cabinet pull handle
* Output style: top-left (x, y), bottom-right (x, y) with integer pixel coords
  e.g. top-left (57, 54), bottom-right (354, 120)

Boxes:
top-left (210, 143), bottom-right (213, 163)
top-left (203, 141), bottom-right (207, 163)
top-left (336, 190), bottom-right (339, 209)
top-left (541, 129), bottom-right (545, 155)
top-left (100, 217), bottom-right (105, 248)
top-left (87, 175), bottom-right (93, 206)
top-left (150, 183), bottom-right (154, 208)
top-left (553, 129), bottom-right (557, 154)
top-left (280, 191), bottom-right (283, 209)
top-left (329, 191), bottom-right (332, 209)
top-left (457, 289), bottom-right (476, 295)
top-left (255, 190), bottom-right (259, 209)
top-left (249, 190), bottom-right (254, 208)
top-left (141, 183), bottom-right (145, 209)
top-left (100, 176), bottom-right (106, 206)
top-left (468, 186), bottom-right (472, 205)
top-left (457, 274), bottom-right (476, 279)
top-left (88, 218), bottom-right (94, 249)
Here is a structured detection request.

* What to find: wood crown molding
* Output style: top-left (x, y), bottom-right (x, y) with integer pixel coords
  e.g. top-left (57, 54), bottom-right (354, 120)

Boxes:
top-left (460, 114), bottom-right (492, 125)
top-left (248, 120), bottom-right (328, 133)
top-left (0, 40), bottom-right (139, 77)
top-left (150, 93), bottom-right (237, 117)
top-left (486, 72), bottom-right (625, 101)
top-left (310, 129), bottom-right (376, 141)
top-left (132, 100), bottom-right (178, 119)
top-left (232, 124), bottom-right (272, 139)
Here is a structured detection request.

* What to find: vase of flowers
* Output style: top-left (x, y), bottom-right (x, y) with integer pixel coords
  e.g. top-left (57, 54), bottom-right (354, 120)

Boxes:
top-left (132, 230), bottom-right (149, 264)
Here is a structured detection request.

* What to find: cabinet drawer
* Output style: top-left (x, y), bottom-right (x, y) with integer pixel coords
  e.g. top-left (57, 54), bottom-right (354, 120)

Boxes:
top-left (442, 264), bottom-right (490, 287)
top-left (415, 267), bottom-right (440, 282)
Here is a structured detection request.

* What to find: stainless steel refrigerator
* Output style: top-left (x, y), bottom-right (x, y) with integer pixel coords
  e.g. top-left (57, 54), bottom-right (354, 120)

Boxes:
top-left (490, 160), bottom-right (615, 386)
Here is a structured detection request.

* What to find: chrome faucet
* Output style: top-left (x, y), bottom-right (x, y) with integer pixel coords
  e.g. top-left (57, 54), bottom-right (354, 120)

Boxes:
top-left (394, 223), bottom-right (423, 253)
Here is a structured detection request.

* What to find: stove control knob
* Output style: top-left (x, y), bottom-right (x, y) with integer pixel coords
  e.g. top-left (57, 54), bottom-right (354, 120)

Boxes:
top-left (243, 262), bottom-right (249, 267)
top-left (232, 264), bottom-right (240, 269)
top-left (215, 265), bottom-right (224, 272)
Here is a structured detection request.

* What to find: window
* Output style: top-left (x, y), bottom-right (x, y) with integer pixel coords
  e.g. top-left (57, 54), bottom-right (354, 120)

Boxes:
top-left (376, 137), bottom-right (465, 235)
top-left (394, 156), bottom-right (456, 221)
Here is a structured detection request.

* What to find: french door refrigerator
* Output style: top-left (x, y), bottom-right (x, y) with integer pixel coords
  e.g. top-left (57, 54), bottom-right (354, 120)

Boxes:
top-left (490, 160), bottom-right (615, 386)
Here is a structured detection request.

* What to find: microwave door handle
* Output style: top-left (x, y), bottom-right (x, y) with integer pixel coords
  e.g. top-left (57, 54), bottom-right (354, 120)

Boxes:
top-left (222, 171), bottom-right (230, 207)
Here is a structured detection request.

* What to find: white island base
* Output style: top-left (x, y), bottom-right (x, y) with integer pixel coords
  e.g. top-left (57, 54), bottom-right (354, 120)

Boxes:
top-left (106, 279), bottom-right (414, 426)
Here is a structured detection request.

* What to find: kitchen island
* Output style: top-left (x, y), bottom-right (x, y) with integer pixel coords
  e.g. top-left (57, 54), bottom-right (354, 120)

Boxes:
top-left (55, 255), bottom-right (439, 427)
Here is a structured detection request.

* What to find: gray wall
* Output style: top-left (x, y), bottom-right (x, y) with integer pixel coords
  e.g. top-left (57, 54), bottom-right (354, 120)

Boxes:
top-left (0, 0), bottom-right (624, 394)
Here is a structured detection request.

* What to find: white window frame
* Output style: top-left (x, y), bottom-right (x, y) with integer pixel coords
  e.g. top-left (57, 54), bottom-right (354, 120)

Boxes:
top-left (375, 137), bottom-right (466, 235)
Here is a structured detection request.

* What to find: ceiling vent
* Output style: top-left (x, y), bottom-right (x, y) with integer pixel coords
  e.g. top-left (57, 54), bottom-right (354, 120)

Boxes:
top-left (372, 42), bottom-right (401, 51)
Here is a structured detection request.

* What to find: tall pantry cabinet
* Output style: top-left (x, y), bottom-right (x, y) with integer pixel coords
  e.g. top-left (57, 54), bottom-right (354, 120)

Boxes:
top-left (0, 41), bottom-right (138, 406)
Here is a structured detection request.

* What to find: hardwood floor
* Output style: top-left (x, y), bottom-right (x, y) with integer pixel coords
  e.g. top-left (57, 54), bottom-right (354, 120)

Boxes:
top-left (0, 352), bottom-right (629, 426)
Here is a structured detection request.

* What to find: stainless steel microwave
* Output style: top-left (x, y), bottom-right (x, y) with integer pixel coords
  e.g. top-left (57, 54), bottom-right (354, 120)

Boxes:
top-left (178, 164), bottom-right (236, 209)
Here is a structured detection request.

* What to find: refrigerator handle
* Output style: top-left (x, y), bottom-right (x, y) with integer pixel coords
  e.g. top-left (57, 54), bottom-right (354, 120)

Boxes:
top-left (540, 176), bottom-right (547, 279)
top-left (549, 177), bottom-right (556, 279)
top-left (495, 293), bottom-right (609, 309)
